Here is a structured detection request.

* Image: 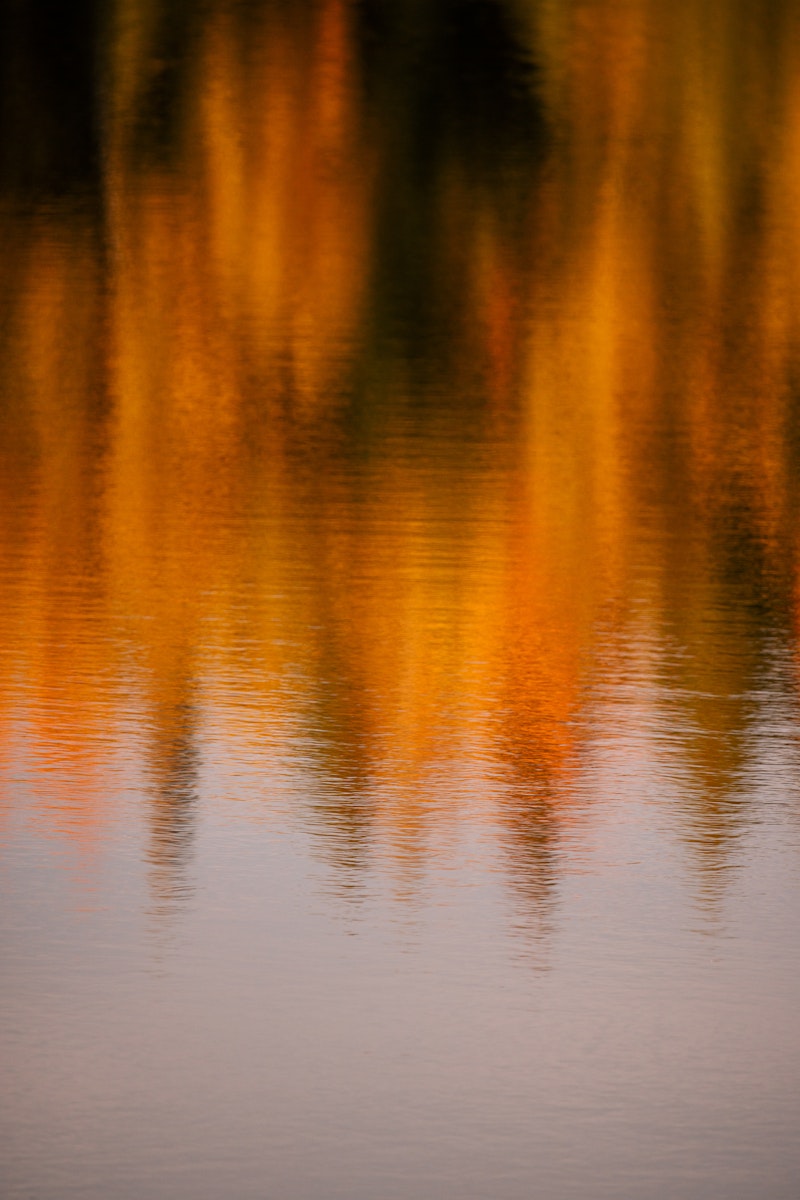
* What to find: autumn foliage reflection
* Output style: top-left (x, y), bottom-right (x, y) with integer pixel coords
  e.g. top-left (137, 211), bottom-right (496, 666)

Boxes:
top-left (1, 0), bottom-right (799, 918)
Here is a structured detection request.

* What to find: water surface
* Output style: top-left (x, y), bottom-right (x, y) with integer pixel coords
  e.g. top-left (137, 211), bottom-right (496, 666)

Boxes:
top-left (2, 2), bottom-right (800, 1197)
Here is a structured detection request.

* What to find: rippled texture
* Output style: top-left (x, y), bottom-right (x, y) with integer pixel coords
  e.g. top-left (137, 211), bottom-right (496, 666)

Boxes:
top-left (1, 3), bottom-right (800, 1198)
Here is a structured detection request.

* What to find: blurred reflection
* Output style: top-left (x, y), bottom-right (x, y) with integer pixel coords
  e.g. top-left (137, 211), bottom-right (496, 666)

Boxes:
top-left (1, 0), bottom-right (800, 927)
top-left (0, 0), bottom-right (102, 195)
top-left (145, 671), bottom-right (198, 916)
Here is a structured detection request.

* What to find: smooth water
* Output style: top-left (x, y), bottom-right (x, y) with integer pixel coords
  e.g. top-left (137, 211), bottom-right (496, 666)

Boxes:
top-left (1, 2), bottom-right (800, 1197)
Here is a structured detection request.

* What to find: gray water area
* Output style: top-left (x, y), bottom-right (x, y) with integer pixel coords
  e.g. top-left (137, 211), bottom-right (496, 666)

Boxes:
top-left (4, 722), bottom-right (798, 1200)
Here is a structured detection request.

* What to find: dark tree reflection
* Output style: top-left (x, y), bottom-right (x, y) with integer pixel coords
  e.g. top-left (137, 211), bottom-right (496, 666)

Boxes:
top-left (146, 679), bottom-right (199, 917)
top-left (354, 0), bottom-right (547, 377)
top-left (0, 0), bottom-right (102, 195)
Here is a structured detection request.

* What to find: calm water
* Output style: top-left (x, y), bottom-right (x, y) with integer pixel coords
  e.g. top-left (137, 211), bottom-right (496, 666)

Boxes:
top-left (2, 2), bottom-right (800, 1197)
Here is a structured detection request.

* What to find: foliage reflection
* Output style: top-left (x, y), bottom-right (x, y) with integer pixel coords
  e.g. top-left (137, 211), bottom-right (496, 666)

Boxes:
top-left (1, 0), bottom-right (799, 923)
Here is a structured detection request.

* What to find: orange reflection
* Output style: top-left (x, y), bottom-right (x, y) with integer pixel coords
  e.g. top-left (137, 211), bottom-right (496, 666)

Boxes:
top-left (1, 0), bottom-right (799, 915)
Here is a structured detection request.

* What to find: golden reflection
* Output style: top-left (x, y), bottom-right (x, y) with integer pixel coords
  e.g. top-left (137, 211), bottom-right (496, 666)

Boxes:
top-left (1, 0), bottom-right (799, 918)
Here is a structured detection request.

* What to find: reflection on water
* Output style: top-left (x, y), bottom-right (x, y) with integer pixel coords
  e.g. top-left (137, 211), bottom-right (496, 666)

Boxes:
top-left (1, 2), bottom-right (800, 1198)
top-left (1, 0), bottom-right (797, 902)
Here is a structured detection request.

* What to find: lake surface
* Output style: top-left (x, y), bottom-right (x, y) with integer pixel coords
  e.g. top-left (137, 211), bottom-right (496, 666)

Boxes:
top-left (2, 2), bottom-right (800, 1197)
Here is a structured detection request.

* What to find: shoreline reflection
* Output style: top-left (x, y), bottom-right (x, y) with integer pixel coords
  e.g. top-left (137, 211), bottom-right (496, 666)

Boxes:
top-left (0, 0), bottom-right (799, 928)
